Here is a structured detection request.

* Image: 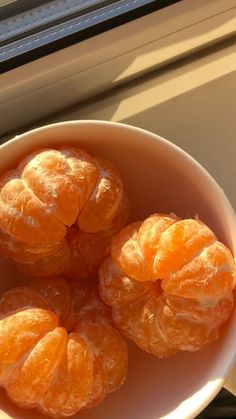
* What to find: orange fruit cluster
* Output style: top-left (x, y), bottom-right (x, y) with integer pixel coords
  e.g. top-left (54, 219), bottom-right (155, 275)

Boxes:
top-left (0, 277), bottom-right (128, 417)
top-left (99, 214), bottom-right (236, 357)
top-left (0, 145), bottom-right (235, 417)
top-left (0, 147), bottom-right (129, 278)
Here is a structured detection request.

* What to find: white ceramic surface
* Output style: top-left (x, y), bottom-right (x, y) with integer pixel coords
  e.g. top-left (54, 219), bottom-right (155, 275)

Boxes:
top-left (0, 120), bottom-right (236, 419)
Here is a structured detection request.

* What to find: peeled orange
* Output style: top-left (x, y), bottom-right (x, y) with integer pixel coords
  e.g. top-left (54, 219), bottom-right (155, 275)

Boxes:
top-left (0, 277), bottom-right (128, 417)
top-left (0, 147), bottom-right (129, 278)
top-left (99, 214), bottom-right (236, 357)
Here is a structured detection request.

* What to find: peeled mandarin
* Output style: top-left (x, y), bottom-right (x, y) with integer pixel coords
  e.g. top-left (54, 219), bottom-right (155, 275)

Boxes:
top-left (0, 147), bottom-right (129, 279)
top-left (99, 214), bottom-right (236, 357)
top-left (0, 277), bottom-right (128, 417)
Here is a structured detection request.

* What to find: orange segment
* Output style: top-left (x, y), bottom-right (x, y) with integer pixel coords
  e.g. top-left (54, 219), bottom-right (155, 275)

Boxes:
top-left (112, 297), bottom-right (147, 340)
top-left (99, 257), bottom-right (151, 306)
top-left (0, 227), bottom-right (63, 264)
top-left (112, 292), bottom-right (177, 358)
top-left (153, 219), bottom-right (216, 278)
top-left (41, 333), bottom-right (93, 417)
top-left (0, 168), bottom-right (20, 189)
top-left (159, 303), bottom-right (219, 351)
top-left (6, 327), bottom-right (67, 409)
top-left (66, 249), bottom-right (91, 280)
top-left (30, 277), bottom-right (70, 323)
top-left (22, 150), bottom-right (79, 226)
top-left (137, 214), bottom-right (177, 270)
top-left (73, 288), bottom-right (112, 328)
top-left (79, 324), bottom-right (128, 393)
top-left (66, 227), bottom-right (91, 279)
top-left (78, 158), bottom-right (123, 233)
top-left (0, 178), bottom-right (66, 243)
top-left (107, 194), bottom-right (130, 234)
top-left (111, 222), bottom-right (152, 281)
top-left (164, 293), bottom-right (234, 327)
top-left (17, 239), bottom-right (71, 277)
top-left (0, 308), bottom-right (58, 386)
top-left (68, 227), bottom-right (110, 278)
top-left (134, 296), bottom-right (178, 357)
top-left (61, 147), bottom-right (99, 210)
top-left (74, 231), bottom-right (110, 267)
top-left (66, 194), bottom-right (130, 279)
top-left (18, 149), bottom-right (66, 173)
top-left (162, 242), bottom-right (236, 299)
top-left (83, 357), bottom-right (108, 409)
top-left (0, 287), bottom-right (49, 314)
top-left (64, 281), bottom-right (92, 331)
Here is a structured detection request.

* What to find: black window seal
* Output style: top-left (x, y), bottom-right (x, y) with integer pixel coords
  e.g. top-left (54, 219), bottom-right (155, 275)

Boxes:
top-left (0, 0), bottom-right (181, 74)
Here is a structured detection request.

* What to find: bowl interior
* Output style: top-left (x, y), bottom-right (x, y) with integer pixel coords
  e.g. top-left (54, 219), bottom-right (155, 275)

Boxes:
top-left (0, 121), bottom-right (236, 419)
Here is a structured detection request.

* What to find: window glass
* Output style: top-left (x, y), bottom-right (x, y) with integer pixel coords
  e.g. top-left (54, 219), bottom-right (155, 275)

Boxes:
top-left (0, 1), bottom-right (181, 71)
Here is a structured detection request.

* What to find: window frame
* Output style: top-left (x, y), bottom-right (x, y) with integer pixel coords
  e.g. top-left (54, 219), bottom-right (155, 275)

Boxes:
top-left (0, 0), bottom-right (181, 72)
top-left (0, 0), bottom-right (235, 137)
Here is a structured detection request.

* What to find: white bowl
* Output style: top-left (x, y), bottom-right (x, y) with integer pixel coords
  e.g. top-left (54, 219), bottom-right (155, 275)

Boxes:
top-left (0, 120), bottom-right (236, 419)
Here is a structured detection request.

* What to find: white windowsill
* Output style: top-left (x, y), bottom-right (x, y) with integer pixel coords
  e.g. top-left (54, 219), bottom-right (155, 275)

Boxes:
top-left (53, 38), bottom-right (236, 211)
top-left (0, 0), bottom-right (235, 136)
